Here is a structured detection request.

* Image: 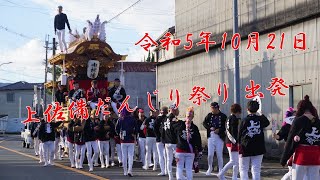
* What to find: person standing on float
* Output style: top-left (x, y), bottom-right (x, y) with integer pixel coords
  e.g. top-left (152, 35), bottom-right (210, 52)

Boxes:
top-left (54, 5), bottom-right (71, 53)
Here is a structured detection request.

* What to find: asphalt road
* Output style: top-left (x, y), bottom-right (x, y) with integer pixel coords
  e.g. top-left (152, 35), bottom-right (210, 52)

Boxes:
top-left (0, 135), bottom-right (218, 180)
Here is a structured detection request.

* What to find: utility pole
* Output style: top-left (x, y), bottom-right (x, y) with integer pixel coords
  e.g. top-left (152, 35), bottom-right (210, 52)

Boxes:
top-left (44, 35), bottom-right (49, 110)
top-left (52, 38), bottom-right (56, 103)
top-left (233, 0), bottom-right (240, 104)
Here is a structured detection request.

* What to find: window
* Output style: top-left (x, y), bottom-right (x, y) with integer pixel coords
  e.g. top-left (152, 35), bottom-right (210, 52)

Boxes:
top-left (6, 92), bottom-right (15, 103)
top-left (290, 84), bottom-right (312, 108)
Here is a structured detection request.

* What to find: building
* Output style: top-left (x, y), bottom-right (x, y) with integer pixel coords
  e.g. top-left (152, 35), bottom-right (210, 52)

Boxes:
top-left (0, 81), bottom-right (43, 118)
top-left (108, 62), bottom-right (156, 112)
top-left (153, 26), bottom-right (176, 62)
top-left (156, 0), bottom-right (320, 157)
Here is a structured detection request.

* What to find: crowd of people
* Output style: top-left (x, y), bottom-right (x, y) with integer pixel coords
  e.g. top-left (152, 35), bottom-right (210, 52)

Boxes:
top-left (29, 77), bottom-right (320, 180)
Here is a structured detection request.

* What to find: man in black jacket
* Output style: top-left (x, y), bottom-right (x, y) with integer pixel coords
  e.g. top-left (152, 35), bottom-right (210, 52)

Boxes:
top-left (109, 78), bottom-right (126, 116)
top-left (141, 109), bottom-right (159, 170)
top-left (96, 115), bottom-right (111, 168)
top-left (173, 106), bottom-right (202, 180)
top-left (55, 84), bottom-right (68, 105)
top-left (68, 81), bottom-right (84, 104)
top-left (39, 119), bottom-right (62, 166)
top-left (203, 102), bottom-right (227, 175)
top-left (218, 104), bottom-right (242, 180)
top-left (66, 119), bottom-right (75, 168)
top-left (54, 5), bottom-right (71, 53)
top-left (163, 104), bottom-right (179, 180)
top-left (238, 100), bottom-right (270, 180)
top-left (136, 109), bottom-right (147, 167)
top-left (84, 111), bottom-right (99, 172)
top-left (154, 106), bottom-right (168, 176)
top-left (31, 118), bottom-right (40, 156)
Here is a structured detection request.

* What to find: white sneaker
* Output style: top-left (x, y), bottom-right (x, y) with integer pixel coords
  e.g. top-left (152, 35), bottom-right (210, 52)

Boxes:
top-left (206, 169), bottom-right (212, 176)
top-left (158, 173), bottom-right (165, 176)
top-left (89, 167), bottom-right (93, 172)
top-left (111, 162), bottom-right (115, 167)
top-left (79, 165), bottom-right (83, 169)
top-left (142, 165), bottom-right (148, 170)
top-left (94, 163), bottom-right (99, 167)
top-left (101, 165), bottom-right (105, 168)
top-left (153, 166), bottom-right (157, 171)
top-left (71, 164), bottom-right (75, 168)
top-left (216, 172), bottom-right (226, 180)
top-left (105, 164), bottom-right (110, 168)
top-left (43, 163), bottom-right (48, 167)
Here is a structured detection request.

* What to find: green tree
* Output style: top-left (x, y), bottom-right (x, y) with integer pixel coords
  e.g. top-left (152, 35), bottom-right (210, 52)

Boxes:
top-left (42, 59), bottom-right (62, 95)
top-left (42, 59), bottom-right (62, 81)
top-left (146, 50), bottom-right (151, 62)
top-left (151, 53), bottom-right (155, 62)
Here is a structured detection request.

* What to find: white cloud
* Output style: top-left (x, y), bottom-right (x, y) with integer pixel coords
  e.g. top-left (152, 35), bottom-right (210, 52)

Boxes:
top-left (0, 38), bottom-right (45, 83)
top-left (31, 0), bottom-right (175, 61)
top-left (0, 0), bottom-right (174, 83)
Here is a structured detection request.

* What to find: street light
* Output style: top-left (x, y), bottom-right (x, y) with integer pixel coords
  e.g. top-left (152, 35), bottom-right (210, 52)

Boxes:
top-left (0, 62), bottom-right (13, 67)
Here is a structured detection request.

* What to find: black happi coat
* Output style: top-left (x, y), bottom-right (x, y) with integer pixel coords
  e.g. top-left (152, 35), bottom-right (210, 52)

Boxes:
top-left (154, 114), bottom-right (167, 143)
top-left (238, 114), bottom-right (270, 157)
top-left (203, 111), bottom-right (227, 140)
top-left (144, 116), bottom-right (157, 138)
top-left (39, 121), bottom-right (63, 142)
top-left (83, 119), bottom-right (99, 142)
top-left (162, 113), bottom-right (178, 144)
top-left (95, 120), bottom-right (112, 141)
top-left (280, 115), bottom-right (320, 166)
top-left (173, 121), bottom-right (202, 153)
top-left (225, 114), bottom-right (241, 148)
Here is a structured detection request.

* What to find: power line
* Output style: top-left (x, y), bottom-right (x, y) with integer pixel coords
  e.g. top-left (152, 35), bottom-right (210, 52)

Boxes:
top-left (108, 25), bottom-right (162, 32)
top-left (107, 0), bottom-right (143, 23)
top-left (0, 24), bottom-right (161, 45)
top-left (0, 25), bottom-right (35, 40)
top-left (1, 1), bottom-right (52, 16)
top-left (3, 0), bottom-right (44, 10)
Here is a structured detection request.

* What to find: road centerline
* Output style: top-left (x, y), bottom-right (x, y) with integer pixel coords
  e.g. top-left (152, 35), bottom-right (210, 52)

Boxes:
top-left (0, 144), bottom-right (109, 180)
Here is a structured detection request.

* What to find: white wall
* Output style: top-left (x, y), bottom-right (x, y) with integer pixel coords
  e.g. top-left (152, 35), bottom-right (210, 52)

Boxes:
top-left (154, 34), bottom-right (176, 62)
top-left (0, 90), bottom-right (34, 118)
top-left (157, 18), bottom-right (320, 157)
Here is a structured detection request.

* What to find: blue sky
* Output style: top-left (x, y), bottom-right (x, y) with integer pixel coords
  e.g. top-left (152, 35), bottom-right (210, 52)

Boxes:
top-left (0, 0), bottom-right (174, 83)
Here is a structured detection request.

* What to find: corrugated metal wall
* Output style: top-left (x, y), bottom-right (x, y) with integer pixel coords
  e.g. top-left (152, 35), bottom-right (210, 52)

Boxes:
top-left (157, 17), bottom-right (320, 156)
top-left (175, 0), bottom-right (319, 41)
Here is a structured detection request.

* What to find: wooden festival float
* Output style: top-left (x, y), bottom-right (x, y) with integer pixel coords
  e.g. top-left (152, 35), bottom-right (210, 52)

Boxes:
top-left (44, 15), bottom-right (127, 122)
